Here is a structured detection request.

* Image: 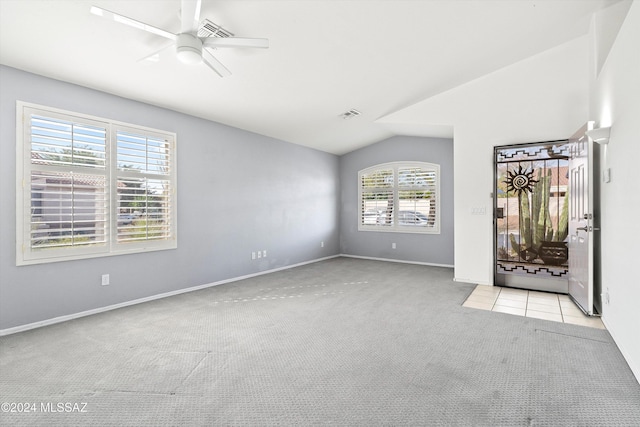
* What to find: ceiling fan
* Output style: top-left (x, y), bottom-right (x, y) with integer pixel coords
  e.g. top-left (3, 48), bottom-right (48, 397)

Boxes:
top-left (90, 0), bottom-right (268, 77)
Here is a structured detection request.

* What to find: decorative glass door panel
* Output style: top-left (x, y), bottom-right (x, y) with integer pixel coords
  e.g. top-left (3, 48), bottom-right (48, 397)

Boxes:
top-left (494, 141), bottom-right (570, 293)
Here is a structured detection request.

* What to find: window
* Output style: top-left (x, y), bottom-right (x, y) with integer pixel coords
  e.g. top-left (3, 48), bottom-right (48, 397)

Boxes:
top-left (358, 162), bottom-right (440, 234)
top-left (16, 102), bottom-right (177, 265)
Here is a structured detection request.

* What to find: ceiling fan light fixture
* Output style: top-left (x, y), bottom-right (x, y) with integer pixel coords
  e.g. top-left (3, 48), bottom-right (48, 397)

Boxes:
top-left (176, 33), bottom-right (203, 64)
top-left (177, 46), bottom-right (202, 64)
top-left (91, 2), bottom-right (268, 75)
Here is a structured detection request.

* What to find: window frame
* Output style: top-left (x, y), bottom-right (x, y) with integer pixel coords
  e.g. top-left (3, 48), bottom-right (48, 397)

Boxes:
top-left (358, 161), bottom-right (440, 234)
top-left (16, 101), bottom-right (177, 266)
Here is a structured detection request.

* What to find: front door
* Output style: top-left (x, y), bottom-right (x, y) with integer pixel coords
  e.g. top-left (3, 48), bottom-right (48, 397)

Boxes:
top-left (494, 141), bottom-right (570, 293)
top-left (568, 123), bottom-right (600, 315)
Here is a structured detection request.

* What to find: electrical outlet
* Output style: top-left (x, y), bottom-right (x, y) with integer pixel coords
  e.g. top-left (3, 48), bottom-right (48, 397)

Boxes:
top-left (257, 251), bottom-right (262, 259)
top-left (392, 243), bottom-right (396, 249)
top-left (252, 252), bottom-right (256, 260)
top-left (263, 250), bottom-right (267, 258)
top-left (101, 274), bottom-right (110, 286)
top-left (471, 207), bottom-right (487, 215)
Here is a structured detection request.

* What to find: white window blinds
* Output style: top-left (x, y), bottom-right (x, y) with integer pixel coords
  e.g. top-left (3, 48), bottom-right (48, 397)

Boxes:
top-left (358, 162), bottom-right (440, 234)
top-left (115, 128), bottom-right (173, 244)
top-left (17, 102), bottom-right (177, 265)
top-left (398, 166), bottom-right (437, 228)
top-left (27, 112), bottom-right (109, 255)
top-left (361, 168), bottom-right (394, 226)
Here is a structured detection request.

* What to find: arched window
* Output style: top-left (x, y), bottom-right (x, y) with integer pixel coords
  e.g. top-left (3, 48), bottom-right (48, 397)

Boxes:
top-left (358, 161), bottom-right (440, 234)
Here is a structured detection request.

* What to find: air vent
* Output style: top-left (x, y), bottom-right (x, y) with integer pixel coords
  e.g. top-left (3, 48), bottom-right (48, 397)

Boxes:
top-left (340, 109), bottom-right (361, 120)
top-left (198, 19), bottom-right (234, 38)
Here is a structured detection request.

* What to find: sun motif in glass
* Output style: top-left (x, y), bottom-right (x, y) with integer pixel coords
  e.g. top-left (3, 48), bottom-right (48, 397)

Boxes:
top-left (505, 165), bottom-right (537, 195)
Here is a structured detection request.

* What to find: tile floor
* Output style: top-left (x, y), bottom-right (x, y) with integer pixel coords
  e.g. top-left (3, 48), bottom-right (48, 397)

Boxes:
top-left (463, 285), bottom-right (605, 329)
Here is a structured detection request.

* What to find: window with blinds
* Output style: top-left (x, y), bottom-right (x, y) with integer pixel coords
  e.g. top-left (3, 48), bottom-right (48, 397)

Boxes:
top-left (115, 128), bottom-right (173, 244)
top-left (358, 162), bottom-right (440, 234)
top-left (17, 102), bottom-right (177, 265)
top-left (361, 168), bottom-right (394, 226)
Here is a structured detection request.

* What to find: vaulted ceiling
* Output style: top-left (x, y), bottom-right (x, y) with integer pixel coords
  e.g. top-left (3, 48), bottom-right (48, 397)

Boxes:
top-left (0, 0), bottom-right (624, 154)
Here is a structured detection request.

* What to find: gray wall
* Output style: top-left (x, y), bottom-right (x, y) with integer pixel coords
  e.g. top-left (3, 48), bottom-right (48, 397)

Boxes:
top-left (0, 66), bottom-right (340, 330)
top-left (0, 67), bottom-right (454, 332)
top-left (339, 136), bottom-right (454, 266)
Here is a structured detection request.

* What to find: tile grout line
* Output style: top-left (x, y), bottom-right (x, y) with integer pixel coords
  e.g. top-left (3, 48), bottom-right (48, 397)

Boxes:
top-left (558, 294), bottom-right (565, 323)
top-left (491, 287), bottom-right (500, 311)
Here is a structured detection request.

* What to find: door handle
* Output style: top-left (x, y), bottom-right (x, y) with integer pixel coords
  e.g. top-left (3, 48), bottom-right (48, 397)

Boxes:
top-left (576, 226), bottom-right (589, 232)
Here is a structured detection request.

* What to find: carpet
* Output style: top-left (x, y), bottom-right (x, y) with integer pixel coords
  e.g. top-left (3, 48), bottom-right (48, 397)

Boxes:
top-left (1, 257), bottom-right (638, 426)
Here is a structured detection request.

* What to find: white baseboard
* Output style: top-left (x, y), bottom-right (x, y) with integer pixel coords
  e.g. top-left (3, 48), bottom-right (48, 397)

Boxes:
top-left (0, 255), bottom-right (340, 337)
top-left (340, 253), bottom-right (454, 269)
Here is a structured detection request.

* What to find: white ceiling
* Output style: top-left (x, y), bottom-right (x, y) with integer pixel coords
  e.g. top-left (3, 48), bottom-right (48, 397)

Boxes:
top-left (0, 0), bottom-right (622, 155)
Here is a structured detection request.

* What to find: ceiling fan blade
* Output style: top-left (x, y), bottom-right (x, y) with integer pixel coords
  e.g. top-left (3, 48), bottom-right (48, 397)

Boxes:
top-left (202, 49), bottom-right (232, 77)
top-left (202, 37), bottom-right (269, 49)
top-left (91, 6), bottom-right (176, 41)
top-left (180, 0), bottom-right (202, 34)
top-left (138, 43), bottom-right (174, 63)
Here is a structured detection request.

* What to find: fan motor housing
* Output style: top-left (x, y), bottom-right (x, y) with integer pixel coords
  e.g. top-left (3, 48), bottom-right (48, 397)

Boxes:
top-left (176, 33), bottom-right (202, 64)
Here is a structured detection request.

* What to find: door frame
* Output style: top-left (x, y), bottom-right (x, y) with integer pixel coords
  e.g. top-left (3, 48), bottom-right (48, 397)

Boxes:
top-left (567, 123), bottom-right (602, 315)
